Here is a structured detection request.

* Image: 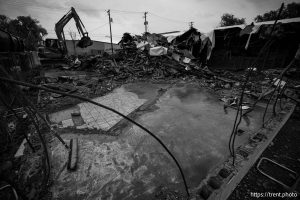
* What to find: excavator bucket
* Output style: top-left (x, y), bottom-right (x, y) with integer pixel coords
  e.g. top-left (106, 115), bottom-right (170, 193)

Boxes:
top-left (77, 36), bottom-right (93, 48)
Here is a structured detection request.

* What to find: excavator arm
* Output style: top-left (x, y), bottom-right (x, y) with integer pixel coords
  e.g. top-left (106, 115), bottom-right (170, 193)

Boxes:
top-left (55, 7), bottom-right (93, 55)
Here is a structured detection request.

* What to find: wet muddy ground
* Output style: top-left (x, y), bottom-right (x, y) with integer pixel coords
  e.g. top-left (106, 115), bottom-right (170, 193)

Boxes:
top-left (49, 82), bottom-right (277, 200)
top-left (228, 107), bottom-right (300, 200)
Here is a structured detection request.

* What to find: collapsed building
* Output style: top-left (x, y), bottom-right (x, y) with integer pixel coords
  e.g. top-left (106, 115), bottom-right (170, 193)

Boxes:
top-left (209, 17), bottom-right (300, 69)
top-left (0, 13), bottom-right (300, 200)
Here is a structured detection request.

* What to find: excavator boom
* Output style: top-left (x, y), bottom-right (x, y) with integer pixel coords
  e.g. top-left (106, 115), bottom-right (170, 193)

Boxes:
top-left (55, 7), bottom-right (93, 55)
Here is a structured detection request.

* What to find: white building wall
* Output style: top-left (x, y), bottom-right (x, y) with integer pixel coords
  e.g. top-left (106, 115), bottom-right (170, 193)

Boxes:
top-left (65, 40), bottom-right (120, 56)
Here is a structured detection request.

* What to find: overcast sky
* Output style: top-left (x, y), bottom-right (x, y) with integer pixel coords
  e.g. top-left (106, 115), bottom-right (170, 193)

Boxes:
top-left (0, 0), bottom-right (298, 43)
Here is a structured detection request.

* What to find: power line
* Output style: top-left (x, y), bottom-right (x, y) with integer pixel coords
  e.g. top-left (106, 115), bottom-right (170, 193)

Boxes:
top-left (89, 23), bottom-right (109, 32)
top-left (110, 9), bottom-right (144, 14)
top-left (2, 1), bottom-right (144, 14)
top-left (89, 34), bottom-right (123, 37)
top-left (3, 1), bottom-right (106, 11)
top-left (2, 2), bottom-right (190, 34)
top-left (2, 2), bottom-right (190, 25)
top-left (3, 1), bottom-right (189, 24)
top-left (3, 2), bottom-right (67, 11)
top-left (148, 12), bottom-right (189, 24)
top-left (44, 29), bottom-right (123, 37)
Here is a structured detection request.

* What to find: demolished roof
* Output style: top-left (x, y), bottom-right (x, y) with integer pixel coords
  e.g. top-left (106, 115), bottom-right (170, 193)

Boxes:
top-left (213, 17), bottom-right (300, 31)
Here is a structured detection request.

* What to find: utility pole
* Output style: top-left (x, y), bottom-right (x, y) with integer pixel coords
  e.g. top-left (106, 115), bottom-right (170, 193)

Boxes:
top-left (189, 22), bottom-right (194, 29)
top-left (144, 12), bottom-right (148, 33)
top-left (107, 9), bottom-right (114, 54)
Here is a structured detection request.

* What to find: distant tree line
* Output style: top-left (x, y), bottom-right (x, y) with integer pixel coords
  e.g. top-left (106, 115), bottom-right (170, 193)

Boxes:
top-left (220, 2), bottom-right (300, 27)
top-left (219, 13), bottom-right (245, 27)
top-left (0, 15), bottom-right (47, 50)
top-left (255, 2), bottom-right (300, 22)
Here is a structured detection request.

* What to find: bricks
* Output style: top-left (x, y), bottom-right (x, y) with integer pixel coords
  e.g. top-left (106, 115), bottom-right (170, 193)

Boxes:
top-left (237, 148), bottom-right (249, 158)
top-left (51, 87), bottom-right (147, 131)
top-left (218, 168), bottom-right (231, 178)
top-left (199, 184), bottom-right (213, 200)
top-left (208, 176), bottom-right (222, 189)
top-left (78, 88), bottom-right (146, 130)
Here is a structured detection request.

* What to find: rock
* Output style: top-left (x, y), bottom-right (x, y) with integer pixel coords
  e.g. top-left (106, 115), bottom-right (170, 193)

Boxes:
top-left (269, 142), bottom-right (274, 147)
top-left (224, 83), bottom-right (231, 89)
top-left (0, 161), bottom-right (12, 175)
top-left (199, 185), bottom-right (213, 200)
top-left (237, 149), bottom-right (249, 158)
top-left (0, 181), bottom-right (16, 200)
top-left (218, 168), bottom-right (231, 178)
top-left (208, 176), bottom-right (222, 189)
top-left (235, 190), bottom-right (240, 199)
top-left (262, 181), bottom-right (273, 190)
top-left (234, 82), bottom-right (241, 87)
top-left (237, 129), bottom-right (245, 136)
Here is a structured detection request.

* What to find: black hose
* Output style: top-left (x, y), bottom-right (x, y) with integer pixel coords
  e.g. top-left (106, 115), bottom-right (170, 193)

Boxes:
top-left (279, 86), bottom-right (286, 110)
top-left (26, 106), bottom-right (51, 194)
top-left (262, 60), bottom-right (295, 126)
top-left (228, 3), bottom-right (285, 165)
top-left (0, 86), bottom-right (50, 197)
top-left (0, 95), bottom-right (35, 152)
top-left (272, 82), bottom-right (285, 115)
top-left (0, 77), bottom-right (190, 197)
top-left (230, 68), bottom-right (254, 164)
top-left (262, 78), bottom-right (283, 126)
top-left (228, 39), bottom-right (273, 160)
top-left (243, 3), bottom-right (286, 117)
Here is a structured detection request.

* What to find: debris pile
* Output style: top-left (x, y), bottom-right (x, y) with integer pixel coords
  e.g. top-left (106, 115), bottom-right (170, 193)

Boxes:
top-left (35, 30), bottom-right (300, 112)
top-left (62, 28), bottom-right (214, 80)
top-left (34, 70), bottom-right (118, 112)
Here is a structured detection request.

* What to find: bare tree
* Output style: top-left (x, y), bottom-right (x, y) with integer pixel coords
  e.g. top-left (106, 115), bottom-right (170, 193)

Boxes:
top-left (69, 29), bottom-right (77, 55)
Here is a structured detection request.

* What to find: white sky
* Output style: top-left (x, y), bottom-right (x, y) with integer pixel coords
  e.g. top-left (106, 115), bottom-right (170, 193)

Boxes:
top-left (0, 0), bottom-right (298, 43)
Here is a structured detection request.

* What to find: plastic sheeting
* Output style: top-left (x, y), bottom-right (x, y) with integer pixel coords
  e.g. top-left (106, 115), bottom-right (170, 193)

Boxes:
top-left (135, 41), bottom-right (149, 50)
top-left (245, 25), bottom-right (262, 50)
top-left (183, 57), bottom-right (191, 64)
top-left (167, 35), bottom-right (177, 43)
top-left (149, 46), bottom-right (168, 56)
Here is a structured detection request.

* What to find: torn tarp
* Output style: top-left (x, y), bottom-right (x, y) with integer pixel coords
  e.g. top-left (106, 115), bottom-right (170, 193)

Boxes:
top-left (244, 25), bottom-right (262, 50)
top-left (135, 41), bottom-right (149, 51)
top-left (145, 33), bottom-right (168, 47)
top-left (119, 33), bottom-right (136, 49)
top-left (149, 46), bottom-right (168, 56)
top-left (171, 28), bottom-right (213, 65)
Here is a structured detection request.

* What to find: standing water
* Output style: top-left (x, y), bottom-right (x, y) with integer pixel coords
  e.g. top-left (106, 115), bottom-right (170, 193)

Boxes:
top-left (51, 83), bottom-right (264, 200)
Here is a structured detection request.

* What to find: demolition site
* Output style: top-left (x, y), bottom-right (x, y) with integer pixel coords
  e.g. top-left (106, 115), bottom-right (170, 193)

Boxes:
top-left (0, 1), bottom-right (300, 200)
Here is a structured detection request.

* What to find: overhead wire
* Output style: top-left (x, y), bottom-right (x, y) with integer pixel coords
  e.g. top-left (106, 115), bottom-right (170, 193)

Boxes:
top-left (2, 2), bottom-right (189, 37)
top-left (148, 12), bottom-right (189, 24)
top-left (3, 1), bottom-right (106, 12)
top-left (110, 9), bottom-right (144, 14)
top-left (3, 1), bottom-right (145, 14)
top-left (89, 23), bottom-right (109, 32)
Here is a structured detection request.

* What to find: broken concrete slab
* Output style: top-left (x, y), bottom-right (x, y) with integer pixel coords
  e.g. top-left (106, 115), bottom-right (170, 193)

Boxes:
top-left (49, 84), bottom-right (149, 131)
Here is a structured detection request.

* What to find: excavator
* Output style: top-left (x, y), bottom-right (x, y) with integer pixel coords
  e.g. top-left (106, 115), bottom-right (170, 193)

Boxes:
top-left (38, 7), bottom-right (93, 60)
